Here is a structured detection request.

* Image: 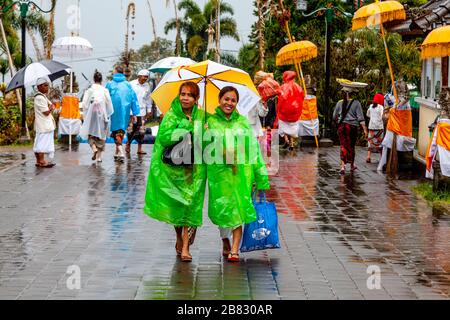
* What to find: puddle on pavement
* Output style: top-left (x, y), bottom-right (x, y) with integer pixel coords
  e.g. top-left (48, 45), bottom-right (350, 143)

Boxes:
top-left (280, 148), bottom-right (450, 297)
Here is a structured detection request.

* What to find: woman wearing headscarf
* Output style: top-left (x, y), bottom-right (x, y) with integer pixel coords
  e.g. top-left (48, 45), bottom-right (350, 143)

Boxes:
top-left (333, 86), bottom-right (368, 175)
top-left (277, 71), bottom-right (305, 151)
top-left (206, 86), bottom-right (270, 262)
top-left (144, 82), bottom-right (206, 262)
top-left (366, 93), bottom-right (385, 163)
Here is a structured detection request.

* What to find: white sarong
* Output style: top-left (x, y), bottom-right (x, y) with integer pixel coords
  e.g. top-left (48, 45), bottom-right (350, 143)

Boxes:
top-left (33, 132), bottom-right (55, 158)
top-left (278, 120), bottom-right (300, 138)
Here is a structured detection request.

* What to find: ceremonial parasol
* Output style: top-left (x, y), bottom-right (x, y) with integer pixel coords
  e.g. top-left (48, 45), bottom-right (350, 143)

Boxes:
top-left (352, 0), bottom-right (406, 104)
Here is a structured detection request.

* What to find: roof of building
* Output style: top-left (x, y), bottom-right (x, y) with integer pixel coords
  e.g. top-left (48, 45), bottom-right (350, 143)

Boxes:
top-left (387, 0), bottom-right (450, 37)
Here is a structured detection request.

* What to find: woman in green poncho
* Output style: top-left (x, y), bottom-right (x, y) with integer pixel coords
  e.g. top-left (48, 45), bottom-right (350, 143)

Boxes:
top-left (206, 86), bottom-right (270, 263)
top-left (144, 82), bottom-right (206, 262)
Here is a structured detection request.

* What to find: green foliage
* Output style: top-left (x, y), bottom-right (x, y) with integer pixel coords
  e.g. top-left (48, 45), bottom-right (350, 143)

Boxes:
top-left (239, 0), bottom-right (423, 136)
top-left (413, 182), bottom-right (450, 212)
top-left (165, 0), bottom-right (239, 61)
top-left (0, 58), bottom-right (9, 82)
top-left (0, 97), bottom-right (35, 145)
top-left (112, 37), bottom-right (174, 79)
top-left (0, 99), bottom-right (20, 145)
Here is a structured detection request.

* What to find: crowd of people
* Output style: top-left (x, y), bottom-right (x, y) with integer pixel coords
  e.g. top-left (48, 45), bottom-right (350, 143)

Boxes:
top-left (31, 65), bottom-right (395, 262)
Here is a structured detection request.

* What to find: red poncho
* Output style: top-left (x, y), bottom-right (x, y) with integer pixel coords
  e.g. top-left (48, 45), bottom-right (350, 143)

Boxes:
top-left (277, 71), bottom-right (305, 123)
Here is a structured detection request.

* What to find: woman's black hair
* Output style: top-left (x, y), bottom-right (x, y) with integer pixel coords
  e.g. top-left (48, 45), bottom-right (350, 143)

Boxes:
top-left (93, 71), bottom-right (102, 83)
top-left (219, 86), bottom-right (239, 102)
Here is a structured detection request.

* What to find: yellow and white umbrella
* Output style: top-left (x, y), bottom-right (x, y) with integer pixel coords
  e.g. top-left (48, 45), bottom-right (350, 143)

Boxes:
top-left (151, 60), bottom-right (261, 115)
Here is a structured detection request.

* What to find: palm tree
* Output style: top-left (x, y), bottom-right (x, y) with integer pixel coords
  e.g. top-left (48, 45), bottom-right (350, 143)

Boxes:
top-left (0, 58), bottom-right (9, 82)
top-left (165, 0), bottom-right (239, 61)
top-left (352, 28), bottom-right (421, 92)
top-left (166, 0), bottom-right (182, 56)
top-left (45, 0), bottom-right (57, 59)
top-left (8, 7), bottom-right (53, 62)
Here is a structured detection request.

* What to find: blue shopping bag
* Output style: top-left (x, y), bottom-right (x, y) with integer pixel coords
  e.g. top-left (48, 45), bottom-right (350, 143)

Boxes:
top-left (240, 192), bottom-right (281, 252)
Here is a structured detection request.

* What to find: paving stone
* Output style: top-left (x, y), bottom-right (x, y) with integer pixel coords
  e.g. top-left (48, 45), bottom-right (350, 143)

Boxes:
top-left (0, 145), bottom-right (449, 300)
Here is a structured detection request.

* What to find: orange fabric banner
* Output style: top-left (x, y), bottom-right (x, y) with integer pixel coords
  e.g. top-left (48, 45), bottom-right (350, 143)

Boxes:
top-left (60, 96), bottom-right (80, 119)
top-left (386, 108), bottom-right (412, 137)
top-left (300, 96), bottom-right (318, 121)
top-left (436, 122), bottom-right (450, 151)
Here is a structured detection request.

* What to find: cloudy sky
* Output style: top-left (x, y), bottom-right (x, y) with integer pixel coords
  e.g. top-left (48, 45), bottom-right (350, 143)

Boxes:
top-left (26, 0), bottom-right (256, 89)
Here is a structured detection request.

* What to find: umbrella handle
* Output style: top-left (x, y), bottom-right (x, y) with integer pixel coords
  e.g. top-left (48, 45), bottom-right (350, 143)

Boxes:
top-left (177, 66), bottom-right (187, 78)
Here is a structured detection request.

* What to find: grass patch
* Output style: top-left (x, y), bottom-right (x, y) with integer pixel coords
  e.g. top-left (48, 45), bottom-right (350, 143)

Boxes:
top-left (412, 183), bottom-right (450, 212)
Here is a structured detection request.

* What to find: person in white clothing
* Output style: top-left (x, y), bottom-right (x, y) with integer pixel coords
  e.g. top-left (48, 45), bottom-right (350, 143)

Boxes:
top-left (80, 71), bottom-right (114, 162)
top-left (366, 93), bottom-right (385, 163)
top-left (245, 100), bottom-right (269, 137)
top-left (126, 69), bottom-right (153, 155)
top-left (33, 77), bottom-right (56, 168)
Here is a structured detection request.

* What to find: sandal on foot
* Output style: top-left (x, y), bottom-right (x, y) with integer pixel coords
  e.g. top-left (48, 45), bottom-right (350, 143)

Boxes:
top-left (175, 244), bottom-right (182, 256)
top-left (181, 254), bottom-right (192, 263)
top-left (339, 169), bottom-right (345, 175)
top-left (36, 162), bottom-right (55, 168)
top-left (227, 253), bottom-right (240, 263)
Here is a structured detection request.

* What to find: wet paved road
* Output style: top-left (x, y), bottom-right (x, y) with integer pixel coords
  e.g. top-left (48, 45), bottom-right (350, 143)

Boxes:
top-left (0, 144), bottom-right (450, 300)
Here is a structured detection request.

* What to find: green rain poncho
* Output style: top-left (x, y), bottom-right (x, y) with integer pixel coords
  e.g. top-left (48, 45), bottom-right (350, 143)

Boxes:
top-left (144, 97), bottom-right (206, 227)
top-left (206, 107), bottom-right (270, 229)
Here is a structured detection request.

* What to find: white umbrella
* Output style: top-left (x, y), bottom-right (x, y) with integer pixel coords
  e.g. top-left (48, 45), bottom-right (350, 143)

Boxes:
top-left (52, 36), bottom-right (93, 58)
top-left (52, 36), bottom-right (93, 93)
top-left (149, 56), bottom-right (196, 73)
top-left (52, 36), bottom-right (93, 146)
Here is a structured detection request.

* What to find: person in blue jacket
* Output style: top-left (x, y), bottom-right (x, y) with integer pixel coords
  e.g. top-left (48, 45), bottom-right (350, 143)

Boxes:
top-left (106, 65), bottom-right (140, 162)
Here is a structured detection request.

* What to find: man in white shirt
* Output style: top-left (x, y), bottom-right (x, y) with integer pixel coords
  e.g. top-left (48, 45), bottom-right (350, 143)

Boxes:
top-left (126, 69), bottom-right (153, 155)
top-left (33, 77), bottom-right (56, 168)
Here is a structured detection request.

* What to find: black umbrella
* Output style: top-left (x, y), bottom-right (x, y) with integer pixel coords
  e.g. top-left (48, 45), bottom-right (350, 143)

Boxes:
top-left (6, 60), bottom-right (71, 92)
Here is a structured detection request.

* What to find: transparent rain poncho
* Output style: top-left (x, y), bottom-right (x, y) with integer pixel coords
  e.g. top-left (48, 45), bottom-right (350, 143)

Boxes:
top-left (79, 84), bottom-right (114, 141)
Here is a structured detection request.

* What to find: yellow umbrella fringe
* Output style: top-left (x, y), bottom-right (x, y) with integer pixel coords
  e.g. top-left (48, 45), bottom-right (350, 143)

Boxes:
top-left (421, 46), bottom-right (450, 59)
top-left (352, 10), bottom-right (406, 30)
top-left (276, 51), bottom-right (318, 66)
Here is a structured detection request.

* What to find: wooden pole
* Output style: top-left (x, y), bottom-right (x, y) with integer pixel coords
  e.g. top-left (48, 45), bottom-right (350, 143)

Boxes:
top-left (380, 24), bottom-right (398, 105)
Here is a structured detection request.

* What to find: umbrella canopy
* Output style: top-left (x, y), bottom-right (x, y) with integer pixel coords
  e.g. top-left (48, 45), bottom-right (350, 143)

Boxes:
top-left (276, 41), bottom-right (318, 66)
top-left (421, 25), bottom-right (450, 59)
top-left (151, 60), bottom-right (260, 115)
top-left (52, 36), bottom-right (93, 58)
top-left (6, 60), bottom-right (71, 92)
top-left (352, 0), bottom-right (406, 30)
top-left (352, 0), bottom-right (406, 104)
top-left (149, 56), bottom-right (196, 73)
